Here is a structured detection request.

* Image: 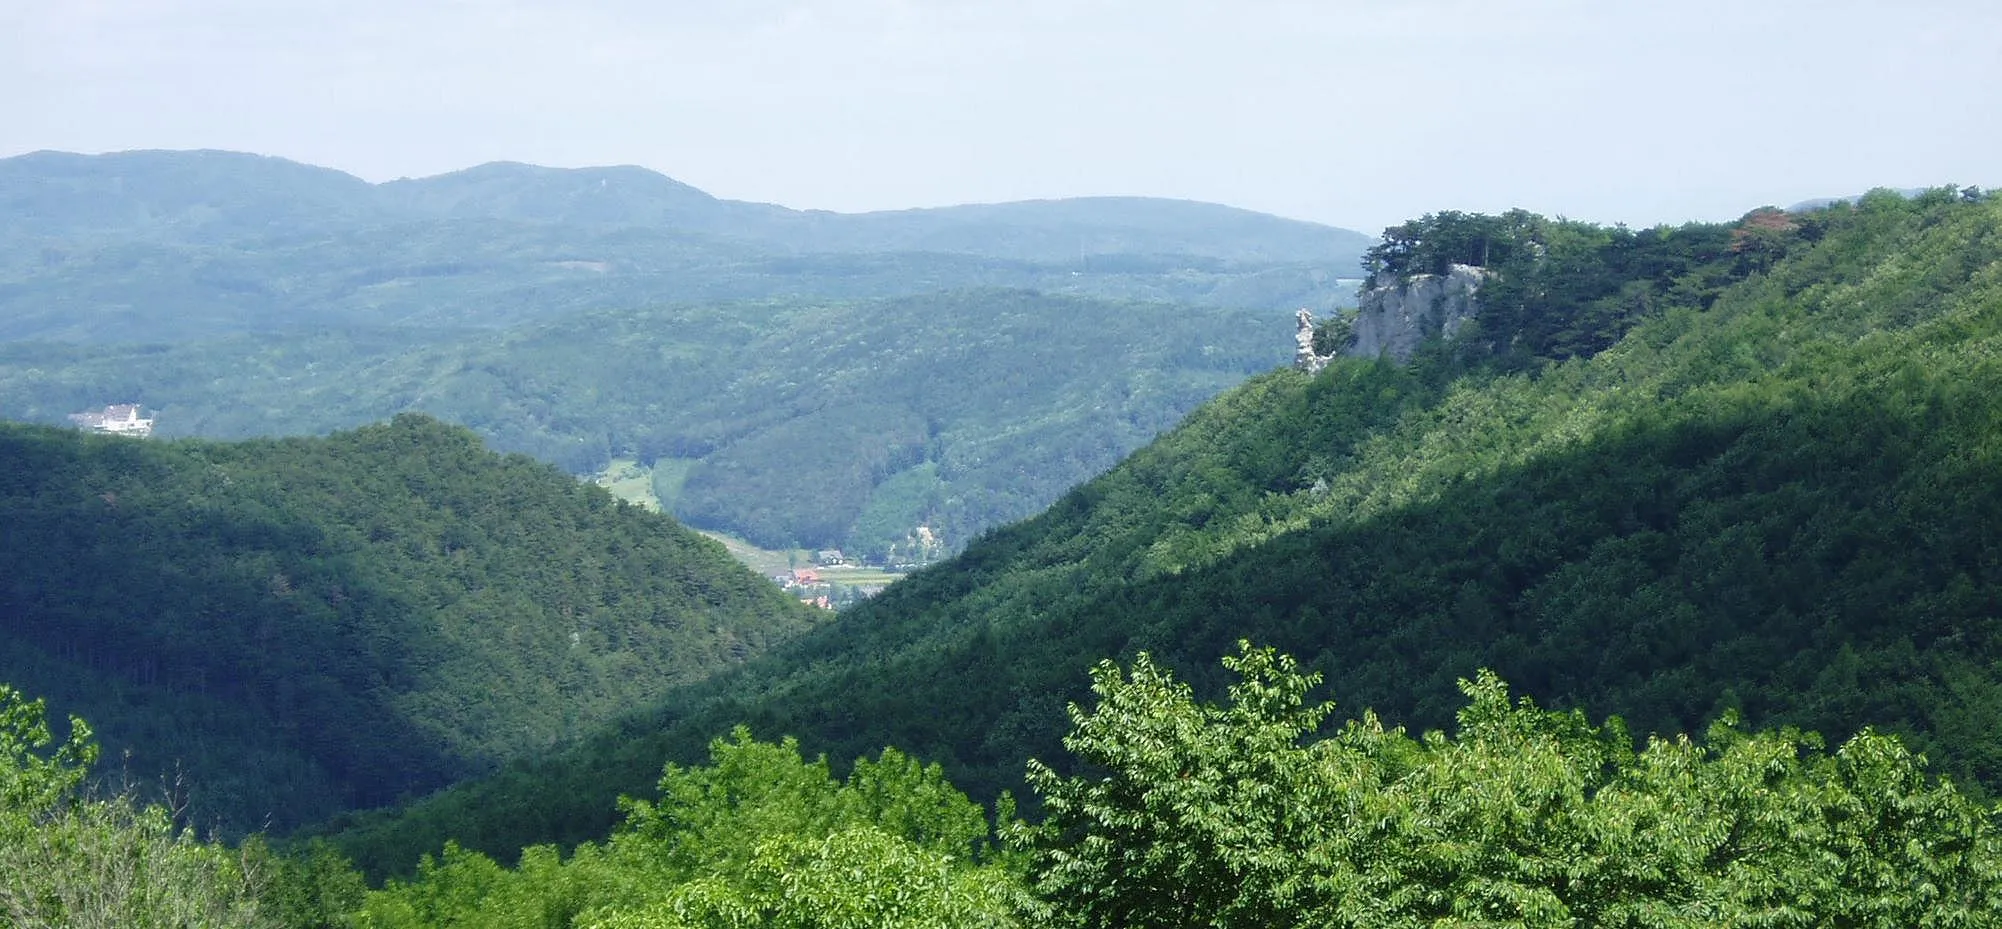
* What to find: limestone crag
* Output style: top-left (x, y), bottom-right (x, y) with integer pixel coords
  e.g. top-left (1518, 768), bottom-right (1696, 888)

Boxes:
top-left (1346, 263), bottom-right (1487, 361)
top-left (1294, 308), bottom-right (1337, 374)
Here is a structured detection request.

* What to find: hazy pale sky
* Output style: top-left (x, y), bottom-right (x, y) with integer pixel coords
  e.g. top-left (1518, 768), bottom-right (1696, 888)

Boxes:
top-left (5, 0), bottom-right (1997, 232)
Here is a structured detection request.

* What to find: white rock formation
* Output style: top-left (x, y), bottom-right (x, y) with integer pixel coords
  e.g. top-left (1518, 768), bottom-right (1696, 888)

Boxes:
top-left (1294, 307), bottom-right (1336, 374)
top-left (1346, 263), bottom-right (1488, 362)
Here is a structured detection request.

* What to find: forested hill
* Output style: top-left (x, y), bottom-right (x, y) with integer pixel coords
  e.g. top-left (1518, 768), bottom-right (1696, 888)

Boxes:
top-left (1, 290), bottom-right (1288, 556)
top-left (0, 414), bottom-right (820, 833)
top-left (324, 187), bottom-right (2002, 877)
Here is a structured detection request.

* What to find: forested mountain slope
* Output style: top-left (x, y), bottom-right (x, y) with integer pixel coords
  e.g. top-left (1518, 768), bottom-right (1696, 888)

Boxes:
top-left (1, 290), bottom-right (1283, 553)
top-left (324, 187), bottom-right (2002, 877)
top-left (0, 414), bottom-right (820, 833)
top-left (2, 149), bottom-right (1364, 552)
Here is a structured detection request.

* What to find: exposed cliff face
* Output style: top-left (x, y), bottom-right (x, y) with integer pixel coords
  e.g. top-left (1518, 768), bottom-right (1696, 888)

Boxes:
top-left (1346, 263), bottom-right (1487, 361)
top-left (1294, 308), bottom-right (1336, 374)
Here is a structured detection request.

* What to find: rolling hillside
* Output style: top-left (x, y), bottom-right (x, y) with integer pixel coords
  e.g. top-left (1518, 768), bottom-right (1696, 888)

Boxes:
top-left (320, 187), bottom-right (2002, 877)
top-left (1, 289), bottom-right (1289, 553)
top-left (0, 414), bottom-right (820, 833)
top-left (1, 149), bottom-right (1367, 552)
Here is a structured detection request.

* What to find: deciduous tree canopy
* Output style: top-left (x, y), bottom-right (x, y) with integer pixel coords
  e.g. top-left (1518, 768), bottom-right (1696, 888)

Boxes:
top-left (1028, 644), bottom-right (2002, 928)
top-left (0, 414), bottom-right (818, 832)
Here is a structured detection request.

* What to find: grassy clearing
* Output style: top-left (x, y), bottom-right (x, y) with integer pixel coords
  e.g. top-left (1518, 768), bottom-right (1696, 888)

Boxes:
top-left (588, 461), bottom-right (807, 576)
top-left (592, 458), bottom-right (661, 511)
top-left (814, 566), bottom-right (903, 587)
top-left (648, 458), bottom-right (699, 512)
top-left (591, 459), bottom-right (906, 591)
top-left (696, 532), bottom-right (905, 591)
top-left (696, 530), bottom-right (805, 577)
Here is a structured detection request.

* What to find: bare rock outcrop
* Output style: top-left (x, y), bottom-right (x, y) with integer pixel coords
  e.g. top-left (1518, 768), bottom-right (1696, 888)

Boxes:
top-left (1294, 308), bottom-right (1338, 374)
top-left (1346, 263), bottom-right (1487, 362)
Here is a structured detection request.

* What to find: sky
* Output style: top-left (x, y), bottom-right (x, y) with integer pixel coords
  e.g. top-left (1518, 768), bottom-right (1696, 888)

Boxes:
top-left (5, 0), bottom-right (1998, 233)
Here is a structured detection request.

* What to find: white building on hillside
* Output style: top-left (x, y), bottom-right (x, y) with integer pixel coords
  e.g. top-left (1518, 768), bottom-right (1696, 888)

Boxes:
top-left (68, 404), bottom-right (155, 437)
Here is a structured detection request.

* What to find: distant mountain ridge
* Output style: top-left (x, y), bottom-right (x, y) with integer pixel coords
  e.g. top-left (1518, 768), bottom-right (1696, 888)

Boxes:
top-left (0, 149), bottom-right (1368, 553)
top-left (0, 149), bottom-right (385, 240)
top-left (1, 149), bottom-right (1368, 267)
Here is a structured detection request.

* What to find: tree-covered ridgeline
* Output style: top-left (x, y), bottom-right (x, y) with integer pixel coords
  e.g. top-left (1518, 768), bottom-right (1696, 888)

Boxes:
top-left (1358, 200), bottom-right (1867, 365)
top-left (0, 414), bottom-right (820, 834)
top-left (0, 150), bottom-right (1369, 300)
top-left (0, 288), bottom-right (1319, 557)
top-left (324, 188), bottom-right (2002, 876)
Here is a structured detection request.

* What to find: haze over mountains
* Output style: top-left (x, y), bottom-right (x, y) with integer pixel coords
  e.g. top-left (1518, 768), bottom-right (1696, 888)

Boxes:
top-left (6, 149), bottom-right (1364, 258)
top-left (0, 149), bottom-right (1366, 341)
top-left (0, 149), bottom-right (1370, 554)
top-left (6, 152), bottom-right (2002, 921)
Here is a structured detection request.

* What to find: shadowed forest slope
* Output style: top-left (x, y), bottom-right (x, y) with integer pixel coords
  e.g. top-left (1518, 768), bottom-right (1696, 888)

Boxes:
top-left (0, 414), bottom-right (820, 833)
top-left (320, 188), bottom-right (2002, 877)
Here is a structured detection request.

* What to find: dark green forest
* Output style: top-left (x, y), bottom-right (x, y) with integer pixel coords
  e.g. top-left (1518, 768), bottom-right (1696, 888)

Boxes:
top-left (7, 181), bottom-right (2002, 926)
top-left (0, 414), bottom-right (819, 832)
top-left (312, 187), bottom-right (2002, 885)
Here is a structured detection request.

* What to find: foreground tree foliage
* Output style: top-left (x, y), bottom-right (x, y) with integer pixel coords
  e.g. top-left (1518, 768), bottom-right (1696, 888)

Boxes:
top-left (0, 684), bottom-right (272, 928)
top-left (350, 646), bottom-right (2002, 928)
top-left (1025, 643), bottom-right (2002, 928)
top-left (17, 641), bottom-right (2001, 926)
top-left (355, 728), bottom-right (1022, 928)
